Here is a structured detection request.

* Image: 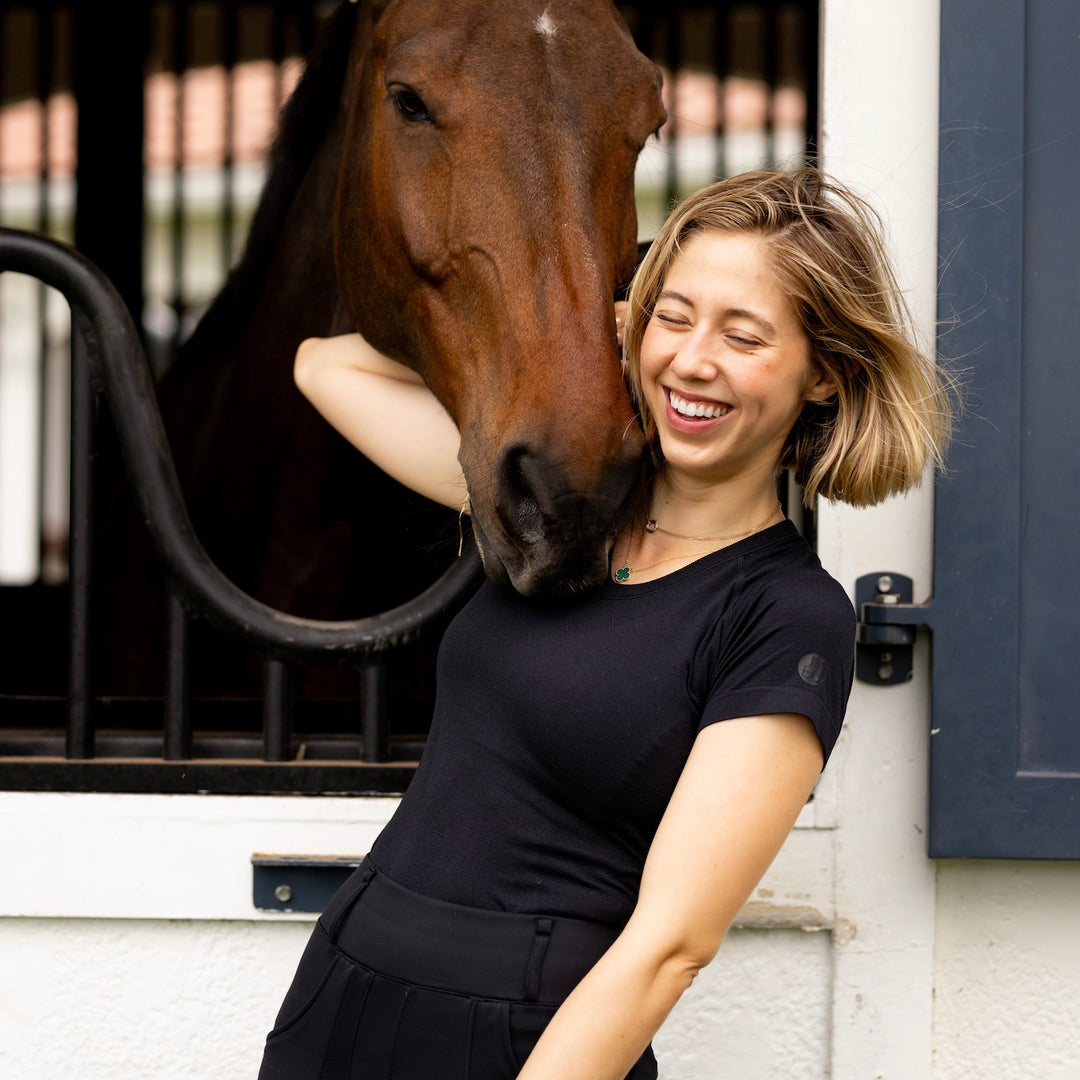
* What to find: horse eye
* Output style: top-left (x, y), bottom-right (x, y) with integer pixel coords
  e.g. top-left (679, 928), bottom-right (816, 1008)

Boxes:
top-left (391, 87), bottom-right (434, 124)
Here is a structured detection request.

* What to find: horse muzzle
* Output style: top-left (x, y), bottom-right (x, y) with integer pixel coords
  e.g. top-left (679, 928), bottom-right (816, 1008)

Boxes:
top-left (468, 438), bottom-right (645, 597)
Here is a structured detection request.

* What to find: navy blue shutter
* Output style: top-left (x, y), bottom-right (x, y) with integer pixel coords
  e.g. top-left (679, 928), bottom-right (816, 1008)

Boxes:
top-left (931, 0), bottom-right (1080, 856)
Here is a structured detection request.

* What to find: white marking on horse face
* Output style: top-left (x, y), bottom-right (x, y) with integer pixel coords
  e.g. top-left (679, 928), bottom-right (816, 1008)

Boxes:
top-left (535, 8), bottom-right (557, 41)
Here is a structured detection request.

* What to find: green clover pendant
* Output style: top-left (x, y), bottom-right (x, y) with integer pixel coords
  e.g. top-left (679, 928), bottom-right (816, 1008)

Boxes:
top-left (614, 565), bottom-right (630, 582)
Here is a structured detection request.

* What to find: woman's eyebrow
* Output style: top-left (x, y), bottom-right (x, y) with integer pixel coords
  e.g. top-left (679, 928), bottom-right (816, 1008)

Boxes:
top-left (657, 290), bottom-right (777, 336)
top-left (723, 307), bottom-right (777, 336)
top-left (657, 288), bottom-right (695, 307)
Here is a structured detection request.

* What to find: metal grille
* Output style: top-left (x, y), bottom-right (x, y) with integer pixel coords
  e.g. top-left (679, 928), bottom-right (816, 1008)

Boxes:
top-left (0, 0), bottom-right (818, 793)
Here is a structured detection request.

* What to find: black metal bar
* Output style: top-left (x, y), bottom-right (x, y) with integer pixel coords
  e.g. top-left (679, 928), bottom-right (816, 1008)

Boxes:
top-left (361, 661), bottom-right (389, 763)
top-left (72, 1), bottom-right (146, 327)
top-left (0, 229), bottom-right (484, 662)
top-left (66, 311), bottom-right (93, 759)
top-left (0, 13), bottom-right (5, 196)
top-left (163, 590), bottom-right (191, 759)
top-left (263, 657), bottom-right (292, 762)
top-left (713, 5), bottom-right (728, 180)
top-left (221, 0), bottom-right (237, 272)
top-left (37, 2), bottom-right (52, 235)
top-left (0, 760), bottom-right (418, 797)
top-left (665, 9), bottom-right (681, 206)
top-left (0, 727), bottom-right (426, 764)
top-left (36, 4), bottom-right (53, 580)
top-left (171, 0), bottom-right (189, 357)
top-left (297, 0), bottom-right (317, 59)
top-left (802, 0), bottom-right (820, 162)
top-left (762, 2), bottom-right (779, 168)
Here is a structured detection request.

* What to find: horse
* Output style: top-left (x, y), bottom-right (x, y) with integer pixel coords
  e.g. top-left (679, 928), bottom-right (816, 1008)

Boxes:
top-left (96, 0), bottom-right (664, 697)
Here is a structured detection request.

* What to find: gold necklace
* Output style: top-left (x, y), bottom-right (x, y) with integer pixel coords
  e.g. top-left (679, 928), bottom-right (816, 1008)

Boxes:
top-left (643, 501), bottom-right (782, 542)
top-left (613, 503), bottom-right (782, 583)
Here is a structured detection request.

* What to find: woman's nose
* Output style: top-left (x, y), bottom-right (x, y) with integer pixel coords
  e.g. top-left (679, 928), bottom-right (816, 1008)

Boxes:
top-left (670, 332), bottom-right (719, 381)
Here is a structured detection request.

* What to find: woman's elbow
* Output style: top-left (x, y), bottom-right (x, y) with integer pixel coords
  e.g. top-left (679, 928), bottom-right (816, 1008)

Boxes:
top-left (650, 941), bottom-right (721, 1003)
top-left (634, 924), bottom-right (726, 994)
top-left (674, 933), bottom-right (724, 981)
top-left (293, 337), bottom-right (324, 393)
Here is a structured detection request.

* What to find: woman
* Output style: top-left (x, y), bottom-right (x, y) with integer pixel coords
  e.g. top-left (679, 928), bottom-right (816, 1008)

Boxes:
top-left (258, 169), bottom-right (953, 1080)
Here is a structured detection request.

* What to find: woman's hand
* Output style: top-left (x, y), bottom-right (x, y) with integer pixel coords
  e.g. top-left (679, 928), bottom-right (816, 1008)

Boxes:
top-left (294, 334), bottom-right (467, 510)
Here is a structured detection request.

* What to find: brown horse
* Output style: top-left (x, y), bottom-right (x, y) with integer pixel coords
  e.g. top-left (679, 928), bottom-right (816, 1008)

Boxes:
top-left (333, 0), bottom-right (664, 594)
top-left (98, 0), bottom-right (663, 695)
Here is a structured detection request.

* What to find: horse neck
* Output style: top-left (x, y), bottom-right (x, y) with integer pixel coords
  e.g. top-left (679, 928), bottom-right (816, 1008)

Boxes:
top-left (167, 3), bottom-right (362, 369)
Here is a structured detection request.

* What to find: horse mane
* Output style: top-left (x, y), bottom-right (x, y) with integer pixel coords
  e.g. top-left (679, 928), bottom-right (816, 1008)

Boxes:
top-left (176, 1), bottom-right (359, 352)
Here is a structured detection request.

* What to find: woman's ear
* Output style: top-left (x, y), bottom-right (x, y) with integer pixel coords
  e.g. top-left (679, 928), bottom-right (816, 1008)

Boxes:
top-left (804, 366), bottom-right (838, 404)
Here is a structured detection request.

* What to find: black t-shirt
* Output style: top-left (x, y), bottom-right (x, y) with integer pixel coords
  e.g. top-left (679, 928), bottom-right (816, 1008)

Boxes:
top-left (370, 520), bottom-right (855, 927)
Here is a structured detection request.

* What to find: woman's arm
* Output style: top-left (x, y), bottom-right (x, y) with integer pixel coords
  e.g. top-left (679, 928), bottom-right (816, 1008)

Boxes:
top-left (517, 712), bottom-right (824, 1080)
top-left (294, 334), bottom-right (467, 510)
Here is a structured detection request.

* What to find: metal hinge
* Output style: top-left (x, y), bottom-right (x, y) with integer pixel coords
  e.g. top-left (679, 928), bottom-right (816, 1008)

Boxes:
top-left (855, 573), bottom-right (934, 685)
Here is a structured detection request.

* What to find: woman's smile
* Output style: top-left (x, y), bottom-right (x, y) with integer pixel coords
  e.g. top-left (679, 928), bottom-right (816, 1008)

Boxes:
top-left (665, 388), bottom-right (732, 423)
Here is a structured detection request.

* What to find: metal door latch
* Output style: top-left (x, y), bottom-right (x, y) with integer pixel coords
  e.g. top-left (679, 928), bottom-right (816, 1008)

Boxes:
top-left (855, 573), bottom-right (934, 685)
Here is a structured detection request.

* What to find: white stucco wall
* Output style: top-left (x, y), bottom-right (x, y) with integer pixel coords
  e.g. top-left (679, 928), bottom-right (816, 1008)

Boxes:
top-left (932, 862), bottom-right (1080, 1080)
top-left (0, 915), bottom-right (831, 1080)
top-left (0, 791), bottom-right (836, 1080)
top-left (1, 916), bottom-right (311, 1080)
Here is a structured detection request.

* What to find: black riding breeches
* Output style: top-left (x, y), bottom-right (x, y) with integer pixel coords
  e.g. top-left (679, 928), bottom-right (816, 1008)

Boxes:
top-left (256, 862), bottom-right (658, 1080)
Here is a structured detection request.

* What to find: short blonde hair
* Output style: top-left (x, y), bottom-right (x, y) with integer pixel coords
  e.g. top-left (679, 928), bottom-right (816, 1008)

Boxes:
top-left (623, 168), bottom-right (956, 507)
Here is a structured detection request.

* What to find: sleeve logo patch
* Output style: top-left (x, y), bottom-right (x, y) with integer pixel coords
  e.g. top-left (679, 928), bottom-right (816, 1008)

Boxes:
top-left (798, 653), bottom-right (828, 686)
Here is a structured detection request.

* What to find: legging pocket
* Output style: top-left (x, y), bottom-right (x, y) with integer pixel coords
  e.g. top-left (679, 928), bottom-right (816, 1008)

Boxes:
top-left (259, 929), bottom-right (372, 1080)
top-left (504, 1001), bottom-right (558, 1072)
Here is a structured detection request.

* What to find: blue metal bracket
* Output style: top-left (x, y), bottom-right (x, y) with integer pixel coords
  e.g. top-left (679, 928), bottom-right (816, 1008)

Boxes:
top-left (252, 854), bottom-right (363, 913)
top-left (855, 573), bottom-right (934, 685)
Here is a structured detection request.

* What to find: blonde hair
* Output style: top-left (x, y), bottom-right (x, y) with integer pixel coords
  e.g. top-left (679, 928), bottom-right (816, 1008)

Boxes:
top-left (623, 168), bottom-right (956, 507)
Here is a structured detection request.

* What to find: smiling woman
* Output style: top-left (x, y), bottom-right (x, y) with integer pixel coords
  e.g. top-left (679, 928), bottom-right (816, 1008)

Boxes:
top-left (260, 168), bottom-right (956, 1080)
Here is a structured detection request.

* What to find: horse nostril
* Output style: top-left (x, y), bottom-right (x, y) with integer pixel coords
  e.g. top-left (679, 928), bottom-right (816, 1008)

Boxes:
top-left (495, 445), bottom-right (547, 547)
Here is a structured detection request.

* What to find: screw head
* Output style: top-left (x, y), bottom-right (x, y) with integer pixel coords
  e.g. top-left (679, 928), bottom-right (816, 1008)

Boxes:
top-left (878, 663), bottom-right (894, 681)
top-left (876, 575), bottom-right (894, 593)
top-left (274, 884), bottom-right (293, 903)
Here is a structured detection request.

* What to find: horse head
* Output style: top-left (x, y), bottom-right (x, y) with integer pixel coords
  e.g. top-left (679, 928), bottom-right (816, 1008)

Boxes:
top-left (334, 0), bottom-right (666, 596)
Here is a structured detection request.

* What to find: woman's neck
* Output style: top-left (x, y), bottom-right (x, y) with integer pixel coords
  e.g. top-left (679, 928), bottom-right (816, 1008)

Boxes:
top-left (644, 467), bottom-right (782, 540)
top-left (610, 468), bottom-right (785, 585)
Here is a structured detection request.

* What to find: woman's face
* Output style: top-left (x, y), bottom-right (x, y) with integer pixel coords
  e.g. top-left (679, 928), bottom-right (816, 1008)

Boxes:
top-left (638, 229), bottom-right (833, 488)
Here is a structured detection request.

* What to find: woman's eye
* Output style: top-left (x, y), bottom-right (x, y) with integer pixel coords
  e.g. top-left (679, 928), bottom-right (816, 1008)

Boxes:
top-left (728, 334), bottom-right (761, 348)
top-left (390, 87), bottom-right (434, 124)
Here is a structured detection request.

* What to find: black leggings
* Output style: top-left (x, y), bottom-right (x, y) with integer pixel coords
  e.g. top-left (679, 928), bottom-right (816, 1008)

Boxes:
top-left (257, 862), bottom-right (658, 1080)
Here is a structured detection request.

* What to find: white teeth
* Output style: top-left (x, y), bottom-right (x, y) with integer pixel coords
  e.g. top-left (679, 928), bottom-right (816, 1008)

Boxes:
top-left (668, 390), bottom-right (730, 419)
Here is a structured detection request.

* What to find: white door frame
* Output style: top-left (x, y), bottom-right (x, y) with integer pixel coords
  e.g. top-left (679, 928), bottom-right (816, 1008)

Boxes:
top-left (817, 0), bottom-right (941, 1076)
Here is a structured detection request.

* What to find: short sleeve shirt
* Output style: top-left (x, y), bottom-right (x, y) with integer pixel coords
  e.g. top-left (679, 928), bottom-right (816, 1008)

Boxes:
top-left (370, 520), bottom-right (856, 926)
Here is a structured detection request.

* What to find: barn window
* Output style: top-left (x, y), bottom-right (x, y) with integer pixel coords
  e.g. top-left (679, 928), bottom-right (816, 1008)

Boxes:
top-left (0, 0), bottom-right (820, 795)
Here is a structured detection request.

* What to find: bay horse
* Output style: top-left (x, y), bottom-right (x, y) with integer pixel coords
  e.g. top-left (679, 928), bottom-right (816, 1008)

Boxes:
top-left (98, 0), bottom-right (664, 695)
